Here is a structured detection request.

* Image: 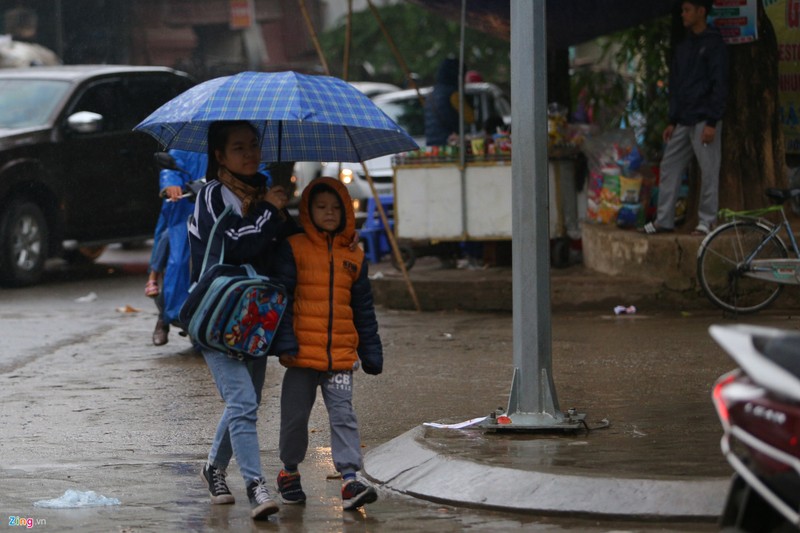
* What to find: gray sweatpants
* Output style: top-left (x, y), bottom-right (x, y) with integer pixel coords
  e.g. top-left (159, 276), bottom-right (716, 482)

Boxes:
top-left (279, 367), bottom-right (362, 476)
top-left (655, 122), bottom-right (722, 230)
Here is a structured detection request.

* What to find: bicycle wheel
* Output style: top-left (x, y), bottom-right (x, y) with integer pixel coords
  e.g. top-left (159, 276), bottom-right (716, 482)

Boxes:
top-left (697, 221), bottom-right (788, 314)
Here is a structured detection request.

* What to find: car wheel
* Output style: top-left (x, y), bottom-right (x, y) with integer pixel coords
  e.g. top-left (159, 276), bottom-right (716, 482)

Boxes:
top-left (0, 199), bottom-right (48, 286)
top-left (63, 245), bottom-right (107, 264)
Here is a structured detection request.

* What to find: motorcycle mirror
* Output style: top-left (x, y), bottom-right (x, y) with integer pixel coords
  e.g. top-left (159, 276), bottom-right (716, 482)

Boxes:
top-left (153, 151), bottom-right (179, 170)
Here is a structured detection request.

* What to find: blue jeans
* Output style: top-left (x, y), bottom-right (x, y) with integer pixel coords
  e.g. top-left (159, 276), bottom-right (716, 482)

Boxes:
top-left (202, 349), bottom-right (268, 484)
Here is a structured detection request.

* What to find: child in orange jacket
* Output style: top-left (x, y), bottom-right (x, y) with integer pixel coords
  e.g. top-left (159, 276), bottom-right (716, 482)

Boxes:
top-left (271, 177), bottom-right (383, 511)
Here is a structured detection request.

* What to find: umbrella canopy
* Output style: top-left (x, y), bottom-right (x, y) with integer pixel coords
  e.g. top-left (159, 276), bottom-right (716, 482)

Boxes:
top-left (135, 71), bottom-right (419, 162)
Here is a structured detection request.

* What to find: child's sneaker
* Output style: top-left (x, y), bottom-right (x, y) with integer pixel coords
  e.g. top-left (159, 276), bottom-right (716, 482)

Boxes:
top-left (246, 478), bottom-right (279, 520)
top-left (200, 463), bottom-right (234, 504)
top-left (276, 469), bottom-right (306, 504)
top-left (341, 478), bottom-right (378, 510)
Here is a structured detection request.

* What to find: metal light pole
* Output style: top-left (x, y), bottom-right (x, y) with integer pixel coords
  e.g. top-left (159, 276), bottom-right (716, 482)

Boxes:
top-left (482, 0), bottom-right (584, 432)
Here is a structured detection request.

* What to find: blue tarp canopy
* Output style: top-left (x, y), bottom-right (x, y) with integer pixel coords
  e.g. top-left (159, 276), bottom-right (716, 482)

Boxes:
top-left (408, 0), bottom-right (677, 47)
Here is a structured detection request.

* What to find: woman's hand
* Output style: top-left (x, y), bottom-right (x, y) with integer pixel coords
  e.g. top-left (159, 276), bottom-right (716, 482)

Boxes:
top-left (279, 354), bottom-right (296, 368)
top-left (265, 186), bottom-right (289, 210)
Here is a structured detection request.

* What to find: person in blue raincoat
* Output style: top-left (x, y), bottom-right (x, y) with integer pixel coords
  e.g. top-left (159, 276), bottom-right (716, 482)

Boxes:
top-left (147, 149), bottom-right (207, 346)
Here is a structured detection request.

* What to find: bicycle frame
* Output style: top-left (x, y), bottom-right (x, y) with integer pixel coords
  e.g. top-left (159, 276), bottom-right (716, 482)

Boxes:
top-left (726, 206), bottom-right (800, 285)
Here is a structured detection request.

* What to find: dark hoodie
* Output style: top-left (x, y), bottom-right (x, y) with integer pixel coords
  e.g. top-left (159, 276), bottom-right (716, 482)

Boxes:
top-left (424, 57), bottom-right (461, 145)
top-left (668, 24), bottom-right (729, 127)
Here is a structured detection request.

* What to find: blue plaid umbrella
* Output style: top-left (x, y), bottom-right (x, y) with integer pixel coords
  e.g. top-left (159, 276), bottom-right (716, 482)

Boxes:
top-left (135, 71), bottom-right (418, 162)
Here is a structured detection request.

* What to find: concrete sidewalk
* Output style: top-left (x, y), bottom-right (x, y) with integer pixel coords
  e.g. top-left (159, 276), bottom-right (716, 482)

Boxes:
top-left (369, 258), bottom-right (694, 313)
top-left (356, 306), bottom-right (751, 522)
top-left (369, 222), bottom-right (800, 313)
top-left (365, 426), bottom-right (728, 519)
top-left (356, 225), bottom-right (800, 521)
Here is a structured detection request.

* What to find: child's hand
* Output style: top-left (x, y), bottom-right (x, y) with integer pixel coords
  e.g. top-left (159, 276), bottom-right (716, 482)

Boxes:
top-left (361, 361), bottom-right (382, 375)
top-left (164, 185), bottom-right (183, 201)
top-left (348, 230), bottom-right (360, 251)
top-left (279, 354), bottom-right (296, 367)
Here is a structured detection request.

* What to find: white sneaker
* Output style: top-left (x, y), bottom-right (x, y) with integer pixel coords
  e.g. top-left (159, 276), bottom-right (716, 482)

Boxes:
top-left (246, 478), bottom-right (279, 520)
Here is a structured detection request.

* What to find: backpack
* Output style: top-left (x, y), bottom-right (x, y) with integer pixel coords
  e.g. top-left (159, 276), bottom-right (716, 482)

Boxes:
top-left (179, 205), bottom-right (287, 359)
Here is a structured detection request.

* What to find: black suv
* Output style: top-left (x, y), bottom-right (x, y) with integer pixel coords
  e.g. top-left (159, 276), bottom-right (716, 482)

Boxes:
top-left (0, 65), bottom-right (194, 285)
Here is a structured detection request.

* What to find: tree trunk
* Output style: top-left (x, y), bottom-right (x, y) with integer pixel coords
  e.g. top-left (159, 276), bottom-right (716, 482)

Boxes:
top-left (717, 0), bottom-right (786, 213)
top-left (683, 3), bottom-right (785, 228)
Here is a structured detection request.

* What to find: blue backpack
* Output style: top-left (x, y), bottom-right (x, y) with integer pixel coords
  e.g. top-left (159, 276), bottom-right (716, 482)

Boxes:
top-left (180, 205), bottom-right (287, 359)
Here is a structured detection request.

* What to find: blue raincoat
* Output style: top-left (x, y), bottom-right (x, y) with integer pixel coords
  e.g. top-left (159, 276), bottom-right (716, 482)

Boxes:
top-left (151, 149), bottom-right (207, 325)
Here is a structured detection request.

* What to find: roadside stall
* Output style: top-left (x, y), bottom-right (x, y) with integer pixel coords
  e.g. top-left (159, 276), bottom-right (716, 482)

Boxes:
top-left (392, 151), bottom-right (513, 240)
top-left (391, 127), bottom-right (585, 267)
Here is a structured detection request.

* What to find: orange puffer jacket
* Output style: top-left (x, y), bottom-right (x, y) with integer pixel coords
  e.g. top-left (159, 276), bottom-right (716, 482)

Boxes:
top-left (270, 177), bottom-right (383, 374)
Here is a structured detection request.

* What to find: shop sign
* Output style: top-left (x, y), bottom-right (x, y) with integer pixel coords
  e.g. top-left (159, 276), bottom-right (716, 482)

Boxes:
top-left (766, 0), bottom-right (800, 154)
top-left (710, 0), bottom-right (758, 44)
top-left (229, 0), bottom-right (255, 29)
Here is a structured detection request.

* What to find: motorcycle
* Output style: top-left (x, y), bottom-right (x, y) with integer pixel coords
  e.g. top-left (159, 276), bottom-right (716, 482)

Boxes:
top-left (710, 323), bottom-right (800, 532)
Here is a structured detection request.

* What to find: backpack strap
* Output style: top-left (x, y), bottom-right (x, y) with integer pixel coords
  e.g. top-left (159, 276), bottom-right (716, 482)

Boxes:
top-left (199, 204), bottom-right (234, 277)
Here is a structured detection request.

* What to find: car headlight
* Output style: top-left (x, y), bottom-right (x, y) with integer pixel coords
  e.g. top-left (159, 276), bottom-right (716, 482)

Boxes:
top-left (340, 168), bottom-right (354, 184)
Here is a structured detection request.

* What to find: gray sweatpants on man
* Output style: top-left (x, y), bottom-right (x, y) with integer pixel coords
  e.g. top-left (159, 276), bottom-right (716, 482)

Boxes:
top-left (279, 367), bottom-right (362, 476)
top-left (655, 122), bottom-right (723, 230)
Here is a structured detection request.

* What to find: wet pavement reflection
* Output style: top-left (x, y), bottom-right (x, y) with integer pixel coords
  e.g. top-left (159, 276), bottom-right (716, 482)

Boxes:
top-left (4, 257), bottom-right (799, 530)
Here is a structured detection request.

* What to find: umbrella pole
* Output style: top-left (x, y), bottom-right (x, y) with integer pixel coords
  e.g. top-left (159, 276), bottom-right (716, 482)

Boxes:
top-left (458, 0), bottom-right (467, 240)
top-left (361, 162), bottom-right (421, 312)
top-left (297, 0), bottom-right (330, 75)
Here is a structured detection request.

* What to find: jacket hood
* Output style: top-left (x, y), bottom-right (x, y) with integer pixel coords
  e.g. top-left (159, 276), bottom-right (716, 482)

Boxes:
top-left (298, 177), bottom-right (356, 247)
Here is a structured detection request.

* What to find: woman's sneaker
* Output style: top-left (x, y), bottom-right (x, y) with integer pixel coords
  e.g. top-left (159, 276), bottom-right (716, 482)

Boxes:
top-left (201, 463), bottom-right (234, 504)
top-left (341, 479), bottom-right (378, 510)
top-left (246, 478), bottom-right (279, 520)
top-left (276, 469), bottom-right (307, 504)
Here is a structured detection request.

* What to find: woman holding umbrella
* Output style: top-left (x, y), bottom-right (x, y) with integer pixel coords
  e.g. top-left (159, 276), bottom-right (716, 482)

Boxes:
top-left (133, 73), bottom-right (418, 517)
top-left (189, 120), bottom-right (296, 520)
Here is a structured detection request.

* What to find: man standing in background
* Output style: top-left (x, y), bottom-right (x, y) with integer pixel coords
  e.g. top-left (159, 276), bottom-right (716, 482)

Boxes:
top-left (642, 0), bottom-right (728, 236)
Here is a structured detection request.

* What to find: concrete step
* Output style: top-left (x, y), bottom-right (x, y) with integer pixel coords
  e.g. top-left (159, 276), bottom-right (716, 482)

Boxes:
top-left (369, 222), bottom-right (800, 313)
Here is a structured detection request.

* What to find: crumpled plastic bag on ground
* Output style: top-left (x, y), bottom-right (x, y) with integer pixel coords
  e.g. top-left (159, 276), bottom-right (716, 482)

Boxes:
top-left (423, 416), bottom-right (487, 429)
top-left (74, 292), bottom-right (98, 303)
top-left (33, 489), bottom-right (120, 508)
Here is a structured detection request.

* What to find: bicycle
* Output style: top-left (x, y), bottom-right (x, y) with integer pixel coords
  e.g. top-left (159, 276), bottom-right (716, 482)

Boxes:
top-left (696, 187), bottom-right (800, 314)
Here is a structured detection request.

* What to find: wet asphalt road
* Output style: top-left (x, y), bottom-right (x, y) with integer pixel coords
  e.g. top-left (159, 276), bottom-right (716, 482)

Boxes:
top-left (2, 249), bottom-right (799, 531)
